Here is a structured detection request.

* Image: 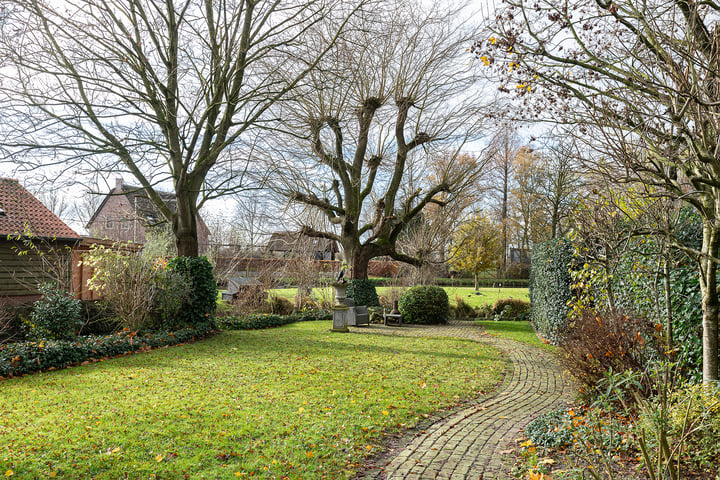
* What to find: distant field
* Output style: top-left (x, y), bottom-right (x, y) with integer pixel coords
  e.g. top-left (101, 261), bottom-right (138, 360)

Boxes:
top-left (270, 286), bottom-right (529, 308)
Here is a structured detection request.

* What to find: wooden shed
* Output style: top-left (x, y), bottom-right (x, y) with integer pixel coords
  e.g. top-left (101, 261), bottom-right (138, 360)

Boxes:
top-left (0, 178), bottom-right (82, 305)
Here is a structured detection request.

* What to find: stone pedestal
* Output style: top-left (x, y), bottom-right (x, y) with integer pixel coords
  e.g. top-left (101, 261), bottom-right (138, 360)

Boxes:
top-left (331, 305), bottom-right (350, 332)
top-left (331, 282), bottom-right (349, 332)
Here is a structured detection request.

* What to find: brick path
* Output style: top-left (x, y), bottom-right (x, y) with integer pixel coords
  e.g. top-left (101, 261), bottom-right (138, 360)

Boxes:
top-left (352, 320), bottom-right (575, 480)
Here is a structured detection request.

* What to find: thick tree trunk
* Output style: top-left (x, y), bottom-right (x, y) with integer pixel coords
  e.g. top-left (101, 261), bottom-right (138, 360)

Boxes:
top-left (699, 219), bottom-right (720, 383)
top-left (173, 190), bottom-right (199, 257)
top-left (348, 246), bottom-right (372, 280)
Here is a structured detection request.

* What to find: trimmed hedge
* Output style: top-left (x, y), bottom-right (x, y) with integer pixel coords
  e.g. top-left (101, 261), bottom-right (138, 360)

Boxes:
top-left (0, 323), bottom-right (214, 378)
top-left (399, 285), bottom-right (450, 324)
top-left (530, 238), bottom-right (573, 344)
top-left (217, 311), bottom-right (332, 330)
top-left (345, 279), bottom-right (380, 307)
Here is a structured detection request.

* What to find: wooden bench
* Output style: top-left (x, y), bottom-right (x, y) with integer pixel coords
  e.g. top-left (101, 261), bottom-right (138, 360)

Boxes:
top-left (383, 308), bottom-right (402, 326)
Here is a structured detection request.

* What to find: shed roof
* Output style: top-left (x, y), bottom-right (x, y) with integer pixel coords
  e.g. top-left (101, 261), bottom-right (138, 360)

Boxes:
top-left (0, 178), bottom-right (81, 240)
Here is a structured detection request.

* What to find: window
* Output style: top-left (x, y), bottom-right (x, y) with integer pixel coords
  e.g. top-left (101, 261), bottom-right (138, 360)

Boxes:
top-left (120, 219), bottom-right (130, 230)
top-left (105, 216), bottom-right (113, 229)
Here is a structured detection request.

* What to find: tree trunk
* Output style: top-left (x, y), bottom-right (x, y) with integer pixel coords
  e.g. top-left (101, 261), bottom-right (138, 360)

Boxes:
top-left (663, 258), bottom-right (674, 355)
top-left (350, 247), bottom-right (371, 280)
top-left (699, 218), bottom-right (720, 383)
top-left (173, 190), bottom-right (199, 257)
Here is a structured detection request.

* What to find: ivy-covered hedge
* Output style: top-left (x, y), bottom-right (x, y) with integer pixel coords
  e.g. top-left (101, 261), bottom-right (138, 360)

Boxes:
top-left (530, 238), bottom-right (574, 344)
top-left (0, 323), bottom-right (214, 378)
top-left (345, 279), bottom-right (380, 307)
top-left (217, 311), bottom-right (332, 330)
top-left (167, 256), bottom-right (218, 327)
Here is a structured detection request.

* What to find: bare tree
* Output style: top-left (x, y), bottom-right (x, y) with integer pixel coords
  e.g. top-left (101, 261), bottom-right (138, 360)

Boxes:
top-left (485, 126), bottom-right (522, 275)
top-left (266, 0), bottom-right (490, 279)
top-left (478, 0), bottom-right (720, 381)
top-left (0, 0), bottom-right (366, 257)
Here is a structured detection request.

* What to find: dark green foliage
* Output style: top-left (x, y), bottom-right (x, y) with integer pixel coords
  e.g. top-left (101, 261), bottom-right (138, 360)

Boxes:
top-left (28, 283), bottom-right (84, 341)
top-left (167, 256), bottom-right (218, 327)
top-left (217, 311), bottom-right (332, 330)
top-left (491, 298), bottom-right (531, 320)
top-left (345, 279), bottom-right (380, 307)
top-left (398, 285), bottom-right (449, 324)
top-left (530, 238), bottom-right (573, 344)
top-left (525, 409), bottom-right (574, 448)
top-left (0, 323), bottom-right (214, 378)
top-left (596, 208), bottom-right (703, 381)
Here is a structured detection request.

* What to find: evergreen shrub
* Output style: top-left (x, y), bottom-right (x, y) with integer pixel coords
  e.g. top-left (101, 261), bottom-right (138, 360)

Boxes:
top-left (345, 279), bottom-right (380, 307)
top-left (0, 324), bottom-right (214, 378)
top-left (398, 285), bottom-right (449, 324)
top-left (530, 238), bottom-right (573, 343)
top-left (167, 256), bottom-right (218, 327)
top-left (28, 283), bottom-right (84, 341)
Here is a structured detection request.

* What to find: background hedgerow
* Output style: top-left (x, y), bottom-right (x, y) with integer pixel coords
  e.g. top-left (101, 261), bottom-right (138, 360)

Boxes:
top-left (217, 311), bottom-right (331, 330)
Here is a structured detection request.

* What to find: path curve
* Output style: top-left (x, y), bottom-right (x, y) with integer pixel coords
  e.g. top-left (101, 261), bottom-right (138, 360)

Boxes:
top-left (353, 320), bottom-right (575, 480)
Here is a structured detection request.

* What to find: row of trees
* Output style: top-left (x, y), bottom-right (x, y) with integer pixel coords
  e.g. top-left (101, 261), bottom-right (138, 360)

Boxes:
top-left (0, 0), bottom-right (493, 283)
top-left (474, 0), bottom-right (720, 382)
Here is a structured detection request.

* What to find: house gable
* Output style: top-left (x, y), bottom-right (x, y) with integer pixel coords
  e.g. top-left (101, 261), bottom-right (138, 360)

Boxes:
top-left (86, 179), bottom-right (210, 251)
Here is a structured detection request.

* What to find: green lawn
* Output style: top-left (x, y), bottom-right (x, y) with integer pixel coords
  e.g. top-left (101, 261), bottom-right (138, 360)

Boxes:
top-left (271, 286), bottom-right (529, 308)
top-left (475, 320), bottom-right (553, 351)
top-left (0, 322), bottom-right (505, 479)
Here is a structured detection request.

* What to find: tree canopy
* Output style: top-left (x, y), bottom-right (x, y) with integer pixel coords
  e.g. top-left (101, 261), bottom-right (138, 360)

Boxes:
top-left (0, 0), bottom-right (364, 256)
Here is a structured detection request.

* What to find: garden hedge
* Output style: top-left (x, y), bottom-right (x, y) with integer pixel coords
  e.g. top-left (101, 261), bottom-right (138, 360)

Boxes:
top-left (217, 311), bottom-right (332, 330)
top-left (0, 323), bottom-right (214, 378)
top-left (345, 279), bottom-right (380, 307)
top-left (167, 256), bottom-right (218, 327)
top-left (529, 237), bottom-right (573, 344)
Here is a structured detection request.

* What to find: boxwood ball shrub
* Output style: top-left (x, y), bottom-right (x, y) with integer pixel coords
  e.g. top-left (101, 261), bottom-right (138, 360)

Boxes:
top-left (399, 286), bottom-right (449, 324)
top-left (345, 279), bottom-right (380, 307)
top-left (167, 256), bottom-right (217, 327)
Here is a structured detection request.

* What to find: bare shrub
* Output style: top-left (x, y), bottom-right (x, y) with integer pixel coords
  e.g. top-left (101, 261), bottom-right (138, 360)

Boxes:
top-left (230, 285), bottom-right (269, 316)
top-left (559, 310), bottom-right (662, 393)
top-left (0, 301), bottom-right (19, 344)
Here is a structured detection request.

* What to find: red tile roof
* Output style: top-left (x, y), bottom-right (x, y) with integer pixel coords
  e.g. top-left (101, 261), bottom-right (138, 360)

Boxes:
top-left (0, 178), bottom-right (81, 240)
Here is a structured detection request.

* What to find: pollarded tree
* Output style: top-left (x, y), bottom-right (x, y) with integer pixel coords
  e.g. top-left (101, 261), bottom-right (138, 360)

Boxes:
top-left (449, 213), bottom-right (503, 290)
top-left (265, 0), bottom-right (490, 279)
top-left (477, 0), bottom-right (720, 382)
top-left (0, 0), bottom-right (365, 257)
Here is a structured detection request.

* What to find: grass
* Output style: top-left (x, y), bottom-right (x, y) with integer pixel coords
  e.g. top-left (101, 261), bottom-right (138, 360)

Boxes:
top-left (271, 286), bottom-right (529, 308)
top-left (0, 322), bottom-right (505, 479)
top-left (475, 320), bottom-right (554, 351)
